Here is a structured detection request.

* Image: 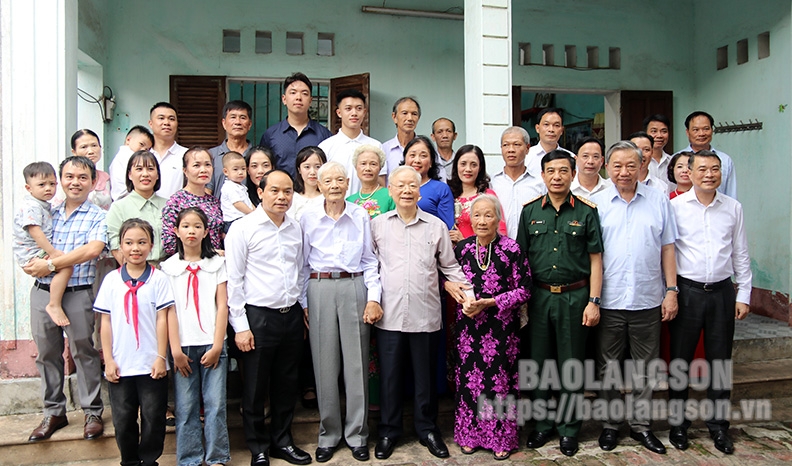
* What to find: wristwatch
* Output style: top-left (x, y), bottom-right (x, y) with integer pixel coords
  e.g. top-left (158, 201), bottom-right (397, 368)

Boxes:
top-left (666, 286), bottom-right (679, 293)
top-left (46, 259), bottom-right (56, 273)
top-left (588, 296), bottom-right (601, 305)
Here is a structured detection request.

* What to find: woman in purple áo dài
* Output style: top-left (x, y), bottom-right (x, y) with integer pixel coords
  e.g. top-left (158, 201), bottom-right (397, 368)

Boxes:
top-left (453, 194), bottom-right (531, 461)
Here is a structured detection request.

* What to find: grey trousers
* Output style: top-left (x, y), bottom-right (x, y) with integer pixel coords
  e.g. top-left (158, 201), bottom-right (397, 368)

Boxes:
top-left (308, 275), bottom-right (370, 448)
top-left (31, 285), bottom-right (103, 416)
top-left (597, 306), bottom-right (661, 432)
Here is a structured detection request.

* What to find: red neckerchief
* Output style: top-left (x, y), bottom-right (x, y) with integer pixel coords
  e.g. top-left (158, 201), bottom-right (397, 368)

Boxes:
top-left (185, 264), bottom-right (206, 333)
top-left (121, 264), bottom-right (152, 349)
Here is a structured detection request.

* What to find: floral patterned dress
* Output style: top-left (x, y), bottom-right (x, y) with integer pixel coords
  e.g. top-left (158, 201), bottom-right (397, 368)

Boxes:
top-left (161, 189), bottom-right (224, 257)
top-left (453, 234), bottom-right (531, 452)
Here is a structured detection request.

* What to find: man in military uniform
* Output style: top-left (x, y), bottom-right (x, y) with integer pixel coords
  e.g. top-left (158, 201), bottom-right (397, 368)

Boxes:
top-left (516, 150), bottom-right (604, 457)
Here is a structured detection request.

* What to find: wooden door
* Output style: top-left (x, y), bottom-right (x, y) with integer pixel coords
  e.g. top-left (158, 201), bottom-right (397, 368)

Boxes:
top-left (329, 73), bottom-right (370, 135)
top-left (170, 75), bottom-right (226, 147)
top-left (620, 90), bottom-right (674, 149)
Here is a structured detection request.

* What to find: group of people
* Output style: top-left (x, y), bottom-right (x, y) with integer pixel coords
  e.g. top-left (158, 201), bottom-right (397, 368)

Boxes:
top-left (14, 69), bottom-right (751, 465)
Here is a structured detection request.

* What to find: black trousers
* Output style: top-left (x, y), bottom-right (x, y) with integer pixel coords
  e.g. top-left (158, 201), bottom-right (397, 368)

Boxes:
top-left (669, 277), bottom-right (736, 432)
top-left (242, 303), bottom-right (304, 455)
top-left (377, 329), bottom-right (439, 440)
top-left (108, 375), bottom-right (168, 466)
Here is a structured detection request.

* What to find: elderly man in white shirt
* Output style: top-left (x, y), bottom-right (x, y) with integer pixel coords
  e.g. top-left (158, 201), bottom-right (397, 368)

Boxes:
top-left (667, 150), bottom-right (751, 456)
top-left (571, 137), bottom-right (612, 198)
top-left (225, 169), bottom-right (312, 466)
top-left (490, 126), bottom-right (546, 238)
top-left (300, 161), bottom-right (383, 463)
top-left (371, 166), bottom-right (471, 461)
top-left (590, 141), bottom-right (679, 455)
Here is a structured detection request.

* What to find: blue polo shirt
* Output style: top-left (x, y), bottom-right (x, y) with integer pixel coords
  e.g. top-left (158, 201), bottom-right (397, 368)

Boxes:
top-left (259, 118), bottom-right (332, 178)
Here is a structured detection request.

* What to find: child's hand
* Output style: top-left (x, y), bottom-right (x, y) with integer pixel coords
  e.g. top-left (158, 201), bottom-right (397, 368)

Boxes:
top-left (172, 350), bottom-right (193, 377)
top-left (151, 358), bottom-right (167, 379)
top-left (104, 360), bottom-right (120, 383)
top-left (200, 347), bottom-right (221, 369)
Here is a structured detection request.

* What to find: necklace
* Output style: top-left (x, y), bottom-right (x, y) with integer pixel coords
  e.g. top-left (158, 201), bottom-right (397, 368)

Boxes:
top-left (357, 185), bottom-right (380, 201)
top-left (475, 237), bottom-right (493, 271)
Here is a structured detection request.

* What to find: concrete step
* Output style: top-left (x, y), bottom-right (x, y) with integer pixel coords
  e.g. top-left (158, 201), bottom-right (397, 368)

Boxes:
top-left (732, 313), bottom-right (792, 364)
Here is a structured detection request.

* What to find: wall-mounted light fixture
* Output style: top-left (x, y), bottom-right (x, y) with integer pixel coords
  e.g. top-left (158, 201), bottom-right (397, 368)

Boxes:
top-left (361, 6), bottom-right (463, 21)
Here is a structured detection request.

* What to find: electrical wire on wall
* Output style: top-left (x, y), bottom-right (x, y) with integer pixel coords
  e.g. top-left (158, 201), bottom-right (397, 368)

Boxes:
top-left (77, 85), bottom-right (115, 122)
top-left (78, 87), bottom-right (104, 122)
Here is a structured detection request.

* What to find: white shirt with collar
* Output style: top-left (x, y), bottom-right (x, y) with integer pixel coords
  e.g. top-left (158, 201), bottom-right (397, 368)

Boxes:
top-left (648, 151), bottom-right (673, 191)
top-left (671, 189), bottom-right (751, 304)
top-left (526, 143), bottom-right (574, 178)
top-left (680, 144), bottom-right (737, 199)
top-left (571, 174), bottom-right (612, 199)
top-left (319, 131), bottom-right (382, 196)
top-left (299, 200), bottom-right (381, 307)
top-left (382, 136), bottom-right (405, 177)
top-left (152, 141), bottom-right (187, 198)
top-left (490, 167), bottom-right (547, 239)
top-left (224, 206), bottom-right (304, 332)
top-left (641, 173), bottom-right (668, 194)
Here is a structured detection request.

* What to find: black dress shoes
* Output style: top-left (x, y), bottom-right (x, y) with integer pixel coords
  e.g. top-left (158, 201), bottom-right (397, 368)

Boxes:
top-left (419, 432), bottom-right (450, 458)
top-left (315, 445), bottom-right (336, 463)
top-left (270, 444), bottom-right (312, 465)
top-left (559, 436), bottom-right (579, 456)
top-left (250, 452), bottom-right (269, 466)
top-left (669, 426), bottom-right (690, 450)
top-left (375, 437), bottom-right (398, 460)
top-left (630, 430), bottom-right (667, 454)
top-left (525, 430), bottom-right (554, 449)
top-left (350, 445), bottom-right (369, 461)
top-left (711, 430), bottom-right (734, 454)
top-left (599, 428), bottom-right (619, 450)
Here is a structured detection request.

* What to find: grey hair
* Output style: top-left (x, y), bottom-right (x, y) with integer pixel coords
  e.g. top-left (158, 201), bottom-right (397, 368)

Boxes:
top-left (388, 165), bottom-right (421, 185)
top-left (317, 160), bottom-right (347, 180)
top-left (352, 144), bottom-right (386, 168)
top-left (501, 126), bottom-right (531, 145)
top-left (391, 96), bottom-right (421, 116)
top-left (605, 140), bottom-right (643, 165)
top-left (470, 194), bottom-right (503, 222)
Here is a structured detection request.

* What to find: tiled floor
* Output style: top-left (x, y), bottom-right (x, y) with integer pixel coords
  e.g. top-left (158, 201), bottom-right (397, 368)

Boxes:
top-left (735, 313), bottom-right (792, 340)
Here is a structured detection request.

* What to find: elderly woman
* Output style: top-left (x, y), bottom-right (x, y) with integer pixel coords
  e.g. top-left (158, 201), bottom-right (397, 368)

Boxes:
top-left (453, 194), bottom-right (530, 461)
top-left (402, 135), bottom-right (455, 229)
top-left (347, 144), bottom-right (395, 218)
top-left (667, 151), bottom-right (693, 199)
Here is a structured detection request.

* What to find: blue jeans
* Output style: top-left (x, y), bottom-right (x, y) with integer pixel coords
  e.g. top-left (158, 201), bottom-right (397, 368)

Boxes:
top-left (173, 343), bottom-right (230, 466)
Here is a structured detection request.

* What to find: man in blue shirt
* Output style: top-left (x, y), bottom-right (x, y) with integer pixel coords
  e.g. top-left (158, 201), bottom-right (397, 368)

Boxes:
top-left (680, 111), bottom-right (737, 199)
top-left (260, 73), bottom-right (332, 179)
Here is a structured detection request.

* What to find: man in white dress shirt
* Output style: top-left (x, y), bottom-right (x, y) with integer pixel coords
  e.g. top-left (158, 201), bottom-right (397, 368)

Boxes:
top-left (667, 150), bottom-right (751, 455)
top-left (148, 102), bottom-right (187, 198)
top-left (682, 111), bottom-right (737, 199)
top-left (630, 132), bottom-right (667, 193)
top-left (571, 137), bottom-right (612, 198)
top-left (525, 108), bottom-right (574, 177)
top-left (643, 114), bottom-right (673, 191)
top-left (225, 169), bottom-right (312, 466)
top-left (490, 126), bottom-right (546, 239)
top-left (300, 162), bottom-right (383, 463)
top-left (319, 89), bottom-right (382, 195)
top-left (382, 97), bottom-right (420, 176)
top-left (590, 141), bottom-right (679, 455)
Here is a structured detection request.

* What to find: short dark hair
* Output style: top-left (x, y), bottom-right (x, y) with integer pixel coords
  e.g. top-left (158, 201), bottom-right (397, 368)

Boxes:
top-left (391, 97), bottom-right (421, 116)
top-left (688, 149), bottom-right (721, 170)
top-left (667, 151), bottom-right (694, 184)
top-left (294, 146), bottom-right (327, 194)
top-left (23, 162), bottom-right (56, 182)
top-left (642, 114), bottom-right (671, 130)
top-left (126, 125), bottom-right (154, 146)
top-left (432, 117), bottom-right (456, 134)
top-left (336, 89), bottom-right (366, 106)
top-left (685, 111), bottom-right (714, 129)
top-left (628, 131), bottom-right (655, 147)
top-left (258, 169), bottom-right (292, 191)
top-left (284, 72), bottom-right (312, 92)
top-left (222, 100), bottom-right (252, 119)
top-left (575, 136), bottom-right (604, 155)
top-left (174, 207), bottom-right (217, 260)
top-left (537, 107), bottom-right (564, 124)
top-left (402, 135), bottom-right (440, 181)
top-left (70, 129), bottom-right (101, 150)
top-left (149, 101), bottom-right (177, 116)
top-left (119, 218), bottom-right (154, 244)
top-left (59, 156), bottom-right (96, 181)
top-left (541, 149), bottom-right (576, 171)
top-left (448, 145), bottom-right (489, 198)
top-left (125, 150), bottom-right (162, 193)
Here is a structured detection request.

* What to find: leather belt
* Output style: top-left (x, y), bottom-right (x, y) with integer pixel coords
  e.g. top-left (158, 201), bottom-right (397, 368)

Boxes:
top-left (35, 282), bottom-right (92, 293)
top-left (678, 276), bottom-right (732, 292)
top-left (309, 271), bottom-right (363, 280)
top-left (536, 279), bottom-right (589, 294)
top-left (263, 303), bottom-right (299, 314)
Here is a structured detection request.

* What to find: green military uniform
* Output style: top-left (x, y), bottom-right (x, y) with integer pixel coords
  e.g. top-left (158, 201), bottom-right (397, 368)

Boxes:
top-left (516, 193), bottom-right (603, 437)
